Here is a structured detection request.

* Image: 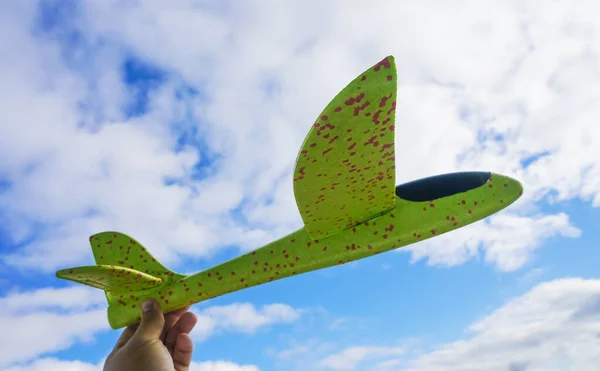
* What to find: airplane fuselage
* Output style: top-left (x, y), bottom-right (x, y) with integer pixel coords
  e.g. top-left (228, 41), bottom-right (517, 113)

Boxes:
top-left (106, 172), bottom-right (522, 329)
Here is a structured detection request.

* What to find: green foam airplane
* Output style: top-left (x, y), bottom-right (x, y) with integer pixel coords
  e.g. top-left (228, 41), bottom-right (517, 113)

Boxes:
top-left (56, 56), bottom-right (523, 329)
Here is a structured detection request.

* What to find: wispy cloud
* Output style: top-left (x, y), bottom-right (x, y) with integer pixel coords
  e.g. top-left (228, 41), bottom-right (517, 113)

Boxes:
top-left (0, 285), bottom-right (300, 368)
top-left (0, 287), bottom-right (109, 368)
top-left (403, 278), bottom-right (600, 370)
top-left (192, 302), bottom-right (301, 340)
top-left (0, 286), bottom-right (105, 312)
top-left (4, 358), bottom-right (261, 371)
top-left (270, 338), bottom-right (417, 371)
top-left (190, 361), bottom-right (261, 371)
top-left (285, 278), bottom-right (600, 371)
top-left (406, 212), bottom-right (581, 271)
top-left (518, 267), bottom-right (550, 285)
top-left (4, 358), bottom-right (103, 371)
top-left (319, 346), bottom-right (406, 370)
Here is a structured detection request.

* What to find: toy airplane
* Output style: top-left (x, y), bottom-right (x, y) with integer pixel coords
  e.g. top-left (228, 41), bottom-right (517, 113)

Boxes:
top-left (56, 56), bottom-right (523, 329)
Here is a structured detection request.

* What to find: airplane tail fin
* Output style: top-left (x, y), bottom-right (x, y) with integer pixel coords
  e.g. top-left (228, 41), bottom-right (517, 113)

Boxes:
top-left (87, 231), bottom-right (180, 278)
top-left (56, 232), bottom-right (185, 307)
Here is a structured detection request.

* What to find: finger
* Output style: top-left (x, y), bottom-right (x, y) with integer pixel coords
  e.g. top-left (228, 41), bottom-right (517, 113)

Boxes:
top-left (112, 325), bottom-right (138, 351)
top-left (160, 305), bottom-right (191, 341)
top-left (173, 333), bottom-right (194, 371)
top-left (165, 311), bottom-right (198, 355)
top-left (160, 305), bottom-right (191, 342)
top-left (131, 299), bottom-right (165, 343)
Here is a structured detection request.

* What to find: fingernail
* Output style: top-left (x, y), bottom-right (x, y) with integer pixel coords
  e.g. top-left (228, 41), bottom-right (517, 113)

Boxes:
top-left (142, 299), bottom-right (154, 313)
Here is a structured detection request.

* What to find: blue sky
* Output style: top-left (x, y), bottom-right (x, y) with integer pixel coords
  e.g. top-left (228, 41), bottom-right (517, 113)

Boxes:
top-left (1, 1), bottom-right (600, 371)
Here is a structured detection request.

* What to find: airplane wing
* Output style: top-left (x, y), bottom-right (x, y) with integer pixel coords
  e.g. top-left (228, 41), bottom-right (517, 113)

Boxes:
top-left (56, 265), bottom-right (163, 293)
top-left (293, 56), bottom-right (397, 240)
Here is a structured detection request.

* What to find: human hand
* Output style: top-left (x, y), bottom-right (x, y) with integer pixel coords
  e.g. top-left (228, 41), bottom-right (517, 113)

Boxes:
top-left (103, 299), bottom-right (198, 371)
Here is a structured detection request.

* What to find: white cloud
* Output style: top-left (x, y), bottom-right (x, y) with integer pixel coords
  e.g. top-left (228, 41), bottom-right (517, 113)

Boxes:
top-left (4, 358), bottom-right (102, 371)
top-left (518, 267), bottom-right (550, 285)
top-left (0, 0), bottom-right (599, 299)
top-left (376, 359), bottom-right (403, 369)
top-left (190, 361), bottom-right (260, 371)
top-left (406, 212), bottom-right (581, 271)
top-left (192, 303), bottom-right (301, 341)
top-left (4, 358), bottom-right (260, 371)
top-left (0, 287), bottom-right (109, 368)
top-left (0, 284), bottom-right (299, 368)
top-left (297, 278), bottom-right (600, 371)
top-left (275, 345), bottom-right (312, 360)
top-left (0, 286), bottom-right (105, 312)
top-left (404, 278), bottom-right (600, 371)
top-left (272, 339), bottom-right (409, 371)
top-left (319, 346), bottom-right (406, 370)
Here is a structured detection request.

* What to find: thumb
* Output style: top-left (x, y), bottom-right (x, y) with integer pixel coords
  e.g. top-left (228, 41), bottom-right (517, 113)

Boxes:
top-left (131, 299), bottom-right (165, 343)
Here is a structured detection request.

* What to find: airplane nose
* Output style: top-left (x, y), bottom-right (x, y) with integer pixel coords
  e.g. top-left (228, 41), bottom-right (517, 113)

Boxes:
top-left (489, 173), bottom-right (524, 203)
top-left (394, 171), bottom-right (522, 202)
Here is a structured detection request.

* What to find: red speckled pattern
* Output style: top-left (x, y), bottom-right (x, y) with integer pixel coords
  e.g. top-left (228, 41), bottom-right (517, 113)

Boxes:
top-left (293, 56), bottom-right (397, 240)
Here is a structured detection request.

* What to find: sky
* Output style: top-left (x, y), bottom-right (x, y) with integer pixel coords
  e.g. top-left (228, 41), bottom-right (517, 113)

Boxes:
top-left (0, 1), bottom-right (599, 370)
